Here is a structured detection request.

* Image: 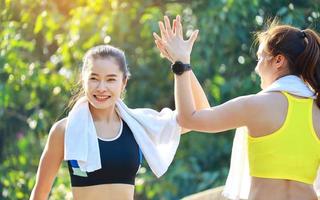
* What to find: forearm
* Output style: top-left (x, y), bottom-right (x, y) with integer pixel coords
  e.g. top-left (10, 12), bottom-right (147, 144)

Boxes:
top-left (29, 164), bottom-right (56, 200)
top-left (30, 187), bottom-right (50, 200)
top-left (175, 71), bottom-right (196, 126)
top-left (190, 71), bottom-right (210, 110)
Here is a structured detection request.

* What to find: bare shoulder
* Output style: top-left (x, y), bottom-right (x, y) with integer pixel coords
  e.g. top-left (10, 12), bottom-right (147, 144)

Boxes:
top-left (48, 118), bottom-right (67, 140)
top-left (221, 94), bottom-right (262, 114)
top-left (252, 92), bottom-right (286, 102)
top-left (245, 92), bottom-right (289, 136)
top-left (51, 118), bottom-right (67, 131)
top-left (223, 92), bottom-right (287, 114)
top-left (246, 92), bottom-right (287, 111)
top-left (226, 94), bottom-right (257, 107)
top-left (224, 93), bottom-right (279, 111)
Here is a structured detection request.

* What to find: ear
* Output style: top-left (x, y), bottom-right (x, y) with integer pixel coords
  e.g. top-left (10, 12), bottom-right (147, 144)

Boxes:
top-left (273, 54), bottom-right (286, 70)
top-left (122, 78), bottom-right (128, 91)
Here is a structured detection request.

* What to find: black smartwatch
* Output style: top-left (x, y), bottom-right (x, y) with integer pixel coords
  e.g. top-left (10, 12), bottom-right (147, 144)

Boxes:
top-left (171, 61), bottom-right (192, 75)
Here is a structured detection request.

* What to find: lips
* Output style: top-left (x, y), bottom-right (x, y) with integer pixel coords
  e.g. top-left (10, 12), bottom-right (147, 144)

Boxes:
top-left (93, 95), bottom-right (111, 102)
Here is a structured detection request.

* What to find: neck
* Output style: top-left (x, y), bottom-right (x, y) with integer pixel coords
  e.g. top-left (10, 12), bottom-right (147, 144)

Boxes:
top-left (89, 104), bottom-right (119, 123)
top-left (266, 71), bottom-right (291, 88)
top-left (274, 73), bottom-right (292, 81)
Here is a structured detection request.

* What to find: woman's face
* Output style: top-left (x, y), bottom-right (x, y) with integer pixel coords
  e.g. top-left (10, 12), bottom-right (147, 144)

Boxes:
top-left (83, 57), bottom-right (126, 110)
top-left (255, 43), bottom-right (274, 89)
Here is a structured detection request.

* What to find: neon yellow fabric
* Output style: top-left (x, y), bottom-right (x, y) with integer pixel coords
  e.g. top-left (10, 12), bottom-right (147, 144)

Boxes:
top-left (248, 92), bottom-right (320, 184)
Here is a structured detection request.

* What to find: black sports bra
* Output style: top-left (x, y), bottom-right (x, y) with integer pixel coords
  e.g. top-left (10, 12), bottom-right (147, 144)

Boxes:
top-left (67, 120), bottom-right (143, 186)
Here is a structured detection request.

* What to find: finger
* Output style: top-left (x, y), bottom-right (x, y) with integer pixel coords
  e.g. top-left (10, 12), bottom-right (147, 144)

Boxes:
top-left (155, 39), bottom-right (166, 52)
top-left (155, 39), bottom-right (173, 60)
top-left (154, 36), bottom-right (167, 48)
top-left (187, 29), bottom-right (199, 46)
top-left (153, 32), bottom-right (162, 41)
top-left (155, 40), bottom-right (174, 62)
top-left (155, 40), bottom-right (166, 53)
top-left (159, 21), bottom-right (169, 41)
top-left (164, 16), bottom-right (174, 37)
top-left (172, 19), bottom-right (177, 35)
top-left (155, 41), bottom-right (166, 56)
top-left (176, 15), bottom-right (183, 39)
top-left (156, 40), bottom-right (169, 55)
top-left (164, 51), bottom-right (174, 63)
top-left (162, 49), bottom-right (174, 62)
top-left (177, 15), bottom-right (180, 21)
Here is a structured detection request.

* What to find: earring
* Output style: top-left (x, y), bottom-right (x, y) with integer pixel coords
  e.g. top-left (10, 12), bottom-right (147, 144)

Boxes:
top-left (121, 89), bottom-right (126, 99)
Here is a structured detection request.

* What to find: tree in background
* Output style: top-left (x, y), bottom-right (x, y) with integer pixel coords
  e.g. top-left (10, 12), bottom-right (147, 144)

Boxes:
top-left (0, 0), bottom-right (319, 199)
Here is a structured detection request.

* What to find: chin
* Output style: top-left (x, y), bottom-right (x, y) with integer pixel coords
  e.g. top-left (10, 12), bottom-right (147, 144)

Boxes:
top-left (259, 80), bottom-right (267, 90)
top-left (259, 78), bottom-right (269, 90)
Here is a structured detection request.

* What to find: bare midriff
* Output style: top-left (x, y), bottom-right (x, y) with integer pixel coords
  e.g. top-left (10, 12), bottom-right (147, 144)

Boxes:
top-left (249, 177), bottom-right (318, 200)
top-left (72, 183), bottom-right (135, 200)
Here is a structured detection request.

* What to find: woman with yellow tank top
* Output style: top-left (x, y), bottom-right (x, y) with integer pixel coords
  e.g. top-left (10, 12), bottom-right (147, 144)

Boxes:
top-left (153, 15), bottom-right (320, 200)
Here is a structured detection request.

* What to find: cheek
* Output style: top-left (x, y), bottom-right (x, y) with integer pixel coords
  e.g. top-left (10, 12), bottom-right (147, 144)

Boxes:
top-left (255, 62), bottom-right (262, 74)
top-left (257, 61), bottom-right (268, 74)
top-left (84, 80), bottom-right (98, 94)
top-left (113, 82), bottom-right (125, 94)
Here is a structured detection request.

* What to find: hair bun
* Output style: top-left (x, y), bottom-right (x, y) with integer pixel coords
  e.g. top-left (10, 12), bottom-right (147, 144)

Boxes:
top-left (299, 30), bottom-right (307, 38)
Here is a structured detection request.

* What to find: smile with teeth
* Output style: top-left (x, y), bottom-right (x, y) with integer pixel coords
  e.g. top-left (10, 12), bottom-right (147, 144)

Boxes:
top-left (94, 95), bottom-right (111, 102)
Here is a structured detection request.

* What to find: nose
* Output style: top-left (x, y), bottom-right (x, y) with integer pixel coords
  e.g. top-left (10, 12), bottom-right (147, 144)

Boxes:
top-left (96, 80), bottom-right (108, 92)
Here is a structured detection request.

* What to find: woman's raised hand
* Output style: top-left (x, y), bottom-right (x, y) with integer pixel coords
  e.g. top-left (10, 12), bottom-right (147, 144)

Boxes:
top-left (153, 15), bottom-right (199, 64)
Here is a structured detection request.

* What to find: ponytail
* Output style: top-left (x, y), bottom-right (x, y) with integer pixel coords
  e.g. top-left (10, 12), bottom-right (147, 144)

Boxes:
top-left (256, 22), bottom-right (320, 108)
top-left (297, 29), bottom-right (320, 108)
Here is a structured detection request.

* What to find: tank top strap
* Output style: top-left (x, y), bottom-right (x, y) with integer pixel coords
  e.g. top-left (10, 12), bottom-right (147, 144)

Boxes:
top-left (280, 91), bottom-right (314, 133)
top-left (281, 91), bottom-right (293, 100)
top-left (281, 91), bottom-right (313, 106)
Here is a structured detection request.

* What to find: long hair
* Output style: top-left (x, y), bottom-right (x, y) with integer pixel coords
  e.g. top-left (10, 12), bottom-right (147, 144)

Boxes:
top-left (255, 20), bottom-right (320, 108)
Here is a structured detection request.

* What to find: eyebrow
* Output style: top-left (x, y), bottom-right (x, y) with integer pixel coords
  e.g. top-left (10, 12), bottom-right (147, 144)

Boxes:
top-left (89, 73), bottom-right (118, 77)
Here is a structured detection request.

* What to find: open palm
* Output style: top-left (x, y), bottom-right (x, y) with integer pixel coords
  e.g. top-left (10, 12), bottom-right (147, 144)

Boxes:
top-left (153, 15), bottom-right (199, 64)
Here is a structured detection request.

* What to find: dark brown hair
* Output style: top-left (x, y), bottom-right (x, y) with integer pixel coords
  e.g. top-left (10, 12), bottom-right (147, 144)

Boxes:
top-left (82, 45), bottom-right (131, 79)
top-left (256, 20), bottom-right (320, 108)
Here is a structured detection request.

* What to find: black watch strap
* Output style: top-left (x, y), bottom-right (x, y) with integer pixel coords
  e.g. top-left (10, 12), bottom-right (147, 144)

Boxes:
top-left (171, 61), bottom-right (192, 75)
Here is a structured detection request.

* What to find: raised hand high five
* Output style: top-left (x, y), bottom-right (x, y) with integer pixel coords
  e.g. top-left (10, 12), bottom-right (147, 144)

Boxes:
top-left (153, 15), bottom-right (199, 64)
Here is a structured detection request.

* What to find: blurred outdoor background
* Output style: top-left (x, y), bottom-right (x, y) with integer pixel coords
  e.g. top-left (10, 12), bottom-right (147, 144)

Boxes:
top-left (0, 0), bottom-right (319, 199)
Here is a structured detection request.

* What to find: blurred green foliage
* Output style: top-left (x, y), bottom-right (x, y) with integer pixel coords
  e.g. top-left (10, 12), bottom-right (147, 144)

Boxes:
top-left (0, 0), bottom-right (319, 199)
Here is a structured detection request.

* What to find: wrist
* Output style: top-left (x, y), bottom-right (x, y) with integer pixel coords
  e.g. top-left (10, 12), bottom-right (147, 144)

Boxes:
top-left (174, 57), bottom-right (190, 64)
top-left (171, 61), bottom-right (192, 75)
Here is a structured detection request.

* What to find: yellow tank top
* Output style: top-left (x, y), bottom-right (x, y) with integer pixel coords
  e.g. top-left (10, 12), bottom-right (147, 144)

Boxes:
top-left (248, 92), bottom-right (320, 184)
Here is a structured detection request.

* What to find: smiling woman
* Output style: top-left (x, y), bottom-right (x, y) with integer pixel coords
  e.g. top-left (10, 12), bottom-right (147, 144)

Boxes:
top-left (30, 45), bottom-right (140, 200)
top-left (29, 44), bottom-right (210, 200)
top-left (82, 46), bottom-right (129, 111)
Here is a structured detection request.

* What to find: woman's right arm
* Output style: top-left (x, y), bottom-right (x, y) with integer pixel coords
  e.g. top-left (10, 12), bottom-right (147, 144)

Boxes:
top-left (30, 118), bottom-right (66, 200)
top-left (154, 16), bottom-right (210, 134)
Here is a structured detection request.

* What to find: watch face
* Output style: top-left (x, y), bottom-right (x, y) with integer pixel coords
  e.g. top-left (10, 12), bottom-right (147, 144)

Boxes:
top-left (172, 62), bottom-right (185, 75)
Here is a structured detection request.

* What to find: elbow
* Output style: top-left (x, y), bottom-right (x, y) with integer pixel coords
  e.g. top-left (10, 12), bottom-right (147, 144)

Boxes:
top-left (177, 113), bottom-right (194, 129)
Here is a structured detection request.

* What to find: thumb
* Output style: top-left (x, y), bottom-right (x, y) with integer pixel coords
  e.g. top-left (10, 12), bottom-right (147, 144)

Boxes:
top-left (187, 29), bottom-right (199, 47)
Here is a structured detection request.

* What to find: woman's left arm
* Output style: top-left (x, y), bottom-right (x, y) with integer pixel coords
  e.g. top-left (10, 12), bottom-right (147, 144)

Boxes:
top-left (154, 15), bottom-right (252, 133)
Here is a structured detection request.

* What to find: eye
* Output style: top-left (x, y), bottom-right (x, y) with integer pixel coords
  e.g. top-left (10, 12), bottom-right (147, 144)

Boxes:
top-left (107, 78), bottom-right (116, 82)
top-left (90, 77), bottom-right (98, 80)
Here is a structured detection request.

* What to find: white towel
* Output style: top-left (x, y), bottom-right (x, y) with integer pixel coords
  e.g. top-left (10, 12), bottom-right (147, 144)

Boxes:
top-left (64, 97), bottom-right (181, 178)
top-left (223, 75), bottom-right (320, 199)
